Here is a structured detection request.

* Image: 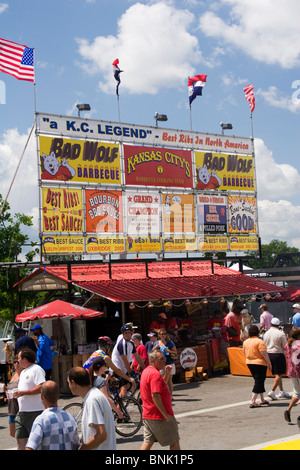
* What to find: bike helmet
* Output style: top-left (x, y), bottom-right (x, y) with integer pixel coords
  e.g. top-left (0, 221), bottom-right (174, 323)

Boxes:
top-left (97, 336), bottom-right (113, 348)
top-left (120, 324), bottom-right (133, 333)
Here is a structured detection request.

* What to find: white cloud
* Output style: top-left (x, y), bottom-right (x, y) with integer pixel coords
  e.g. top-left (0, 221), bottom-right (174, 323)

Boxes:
top-left (0, 128), bottom-right (38, 224)
top-left (257, 86), bottom-right (300, 113)
top-left (198, 0), bottom-right (300, 69)
top-left (254, 138), bottom-right (300, 199)
top-left (258, 199), bottom-right (300, 249)
top-left (76, 2), bottom-right (203, 94)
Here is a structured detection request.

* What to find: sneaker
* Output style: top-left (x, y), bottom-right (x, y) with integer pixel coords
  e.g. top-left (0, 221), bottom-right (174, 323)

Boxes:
top-left (284, 410), bottom-right (291, 423)
top-left (278, 391), bottom-right (292, 399)
top-left (268, 390), bottom-right (278, 401)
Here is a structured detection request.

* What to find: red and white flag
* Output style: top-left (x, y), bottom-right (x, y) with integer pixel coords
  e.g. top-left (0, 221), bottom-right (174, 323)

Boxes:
top-left (0, 37), bottom-right (34, 82)
top-left (243, 84), bottom-right (255, 113)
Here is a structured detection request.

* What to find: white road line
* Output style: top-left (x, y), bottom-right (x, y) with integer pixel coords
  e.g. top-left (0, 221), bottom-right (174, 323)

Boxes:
top-left (175, 400), bottom-right (250, 419)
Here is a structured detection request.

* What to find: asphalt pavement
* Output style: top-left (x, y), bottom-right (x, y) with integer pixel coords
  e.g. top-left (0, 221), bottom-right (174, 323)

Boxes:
top-left (0, 372), bottom-right (299, 451)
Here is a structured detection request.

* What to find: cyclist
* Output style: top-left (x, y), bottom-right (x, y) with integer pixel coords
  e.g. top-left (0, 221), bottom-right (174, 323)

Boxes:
top-left (111, 324), bottom-right (146, 396)
top-left (82, 336), bottom-right (136, 392)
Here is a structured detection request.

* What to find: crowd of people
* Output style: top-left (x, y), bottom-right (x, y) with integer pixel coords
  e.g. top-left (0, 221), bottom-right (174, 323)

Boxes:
top-left (4, 320), bottom-right (180, 450)
top-left (3, 302), bottom-right (300, 450)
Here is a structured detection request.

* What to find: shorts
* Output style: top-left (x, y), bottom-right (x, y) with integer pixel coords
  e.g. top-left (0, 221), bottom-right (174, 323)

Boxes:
top-left (268, 353), bottom-right (287, 375)
top-left (291, 378), bottom-right (300, 399)
top-left (143, 416), bottom-right (179, 447)
top-left (15, 411), bottom-right (43, 439)
top-left (8, 415), bottom-right (16, 424)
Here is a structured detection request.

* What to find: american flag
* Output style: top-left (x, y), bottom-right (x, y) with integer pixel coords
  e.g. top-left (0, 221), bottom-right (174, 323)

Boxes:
top-left (243, 84), bottom-right (255, 113)
top-left (0, 37), bottom-right (34, 82)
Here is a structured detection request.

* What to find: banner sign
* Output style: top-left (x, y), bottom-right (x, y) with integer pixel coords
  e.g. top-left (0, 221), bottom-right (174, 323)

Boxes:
top-left (229, 236), bottom-right (259, 251)
top-left (126, 191), bottom-right (160, 235)
top-left (163, 193), bottom-right (195, 233)
top-left (124, 145), bottom-right (193, 188)
top-left (228, 196), bottom-right (257, 234)
top-left (39, 135), bottom-right (121, 185)
top-left (197, 195), bottom-right (227, 234)
top-left (86, 236), bottom-right (125, 253)
top-left (127, 236), bottom-right (161, 253)
top-left (42, 235), bottom-right (84, 253)
top-left (38, 113), bottom-right (253, 155)
top-left (198, 236), bottom-right (229, 251)
top-left (36, 113), bottom-right (259, 255)
top-left (195, 151), bottom-right (255, 192)
top-left (163, 236), bottom-right (197, 252)
top-left (85, 189), bottom-right (123, 233)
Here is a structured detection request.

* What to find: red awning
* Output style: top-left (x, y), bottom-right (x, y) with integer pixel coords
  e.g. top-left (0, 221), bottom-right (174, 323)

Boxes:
top-left (15, 299), bottom-right (104, 322)
top-left (14, 261), bottom-right (286, 303)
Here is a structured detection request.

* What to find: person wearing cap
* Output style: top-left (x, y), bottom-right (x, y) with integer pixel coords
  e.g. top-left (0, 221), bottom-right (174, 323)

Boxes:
top-left (14, 328), bottom-right (36, 355)
top-left (259, 304), bottom-right (273, 333)
top-left (150, 313), bottom-right (167, 332)
top-left (145, 331), bottom-right (158, 354)
top-left (131, 333), bottom-right (149, 372)
top-left (30, 325), bottom-right (55, 380)
top-left (111, 324), bottom-right (146, 396)
top-left (82, 337), bottom-right (136, 392)
top-left (292, 303), bottom-right (300, 327)
top-left (264, 318), bottom-right (291, 400)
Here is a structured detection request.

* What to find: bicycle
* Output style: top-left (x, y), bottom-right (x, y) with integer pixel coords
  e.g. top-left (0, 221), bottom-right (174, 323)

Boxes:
top-left (63, 401), bottom-right (83, 442)
top-left (109, 376), bottom-right (143, 438)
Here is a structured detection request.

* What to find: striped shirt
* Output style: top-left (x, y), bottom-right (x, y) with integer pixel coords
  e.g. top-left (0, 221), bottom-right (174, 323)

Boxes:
top-left (26, 407), bottom-right (80, 450)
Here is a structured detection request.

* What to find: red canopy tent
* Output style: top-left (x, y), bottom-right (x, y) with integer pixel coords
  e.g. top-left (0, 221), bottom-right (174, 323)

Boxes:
top-left (15, 299), bottom-right (104, 322)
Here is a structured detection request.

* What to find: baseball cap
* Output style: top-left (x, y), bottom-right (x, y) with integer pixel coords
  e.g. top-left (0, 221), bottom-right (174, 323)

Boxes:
top-left (158, 312), bottom-right (167, 319)
top-left (30, 324), bottom-right (42, 331)
top-left (293, 303), bottom-right (300, 309)
top-left (259, 304), bottom-right (267, 309)
top-left (147, 331), bottom-right (158, 338)
top-left (271, 318), bottom-right (281, 326)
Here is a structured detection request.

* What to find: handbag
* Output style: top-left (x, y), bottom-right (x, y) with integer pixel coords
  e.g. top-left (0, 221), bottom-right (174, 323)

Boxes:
top-left (170, 352), bottom-right (178, 361)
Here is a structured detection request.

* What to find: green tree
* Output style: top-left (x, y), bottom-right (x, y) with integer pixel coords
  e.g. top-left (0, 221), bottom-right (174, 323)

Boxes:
top-left (0, 196), bottom-right (39, 322)
top-left (247, 239), bottom-right (299, 269)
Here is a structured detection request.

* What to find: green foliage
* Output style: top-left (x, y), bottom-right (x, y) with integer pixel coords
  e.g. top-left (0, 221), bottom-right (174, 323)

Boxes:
top-left (247, 239), bottom-right (299, 269)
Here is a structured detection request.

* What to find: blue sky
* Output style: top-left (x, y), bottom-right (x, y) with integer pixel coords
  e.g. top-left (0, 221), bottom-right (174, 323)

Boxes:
top-left (0, 0), bottom-right (300, 258)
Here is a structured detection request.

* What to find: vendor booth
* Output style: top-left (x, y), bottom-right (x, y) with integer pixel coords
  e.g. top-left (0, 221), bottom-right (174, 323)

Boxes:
top-left (13, 260), bottom-right (288, 387)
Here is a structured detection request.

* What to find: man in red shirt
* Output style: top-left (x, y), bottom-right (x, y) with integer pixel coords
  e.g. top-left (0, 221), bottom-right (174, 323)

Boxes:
top-left (139, 349), bottom-right (180, 450)
top-left (131, 333), bottom-right (149, 372)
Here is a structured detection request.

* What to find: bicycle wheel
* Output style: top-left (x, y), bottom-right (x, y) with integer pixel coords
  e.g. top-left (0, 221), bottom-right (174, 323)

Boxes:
top-left (63, 402), bottom-right (83, 442)
top-left (114, 396), bottom-right (143, 438)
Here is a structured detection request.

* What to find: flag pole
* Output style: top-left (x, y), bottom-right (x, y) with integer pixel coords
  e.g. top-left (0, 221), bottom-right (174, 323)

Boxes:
top-left (189, 104), bottom-right (193, 131)
top-left (117, 94), bottom-right (121, 122)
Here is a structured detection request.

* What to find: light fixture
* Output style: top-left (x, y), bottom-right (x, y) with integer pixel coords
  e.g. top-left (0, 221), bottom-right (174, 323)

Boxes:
top-left (155, 112), bottom-right (168, 126)
top-left (76, 103), bottom-right (91, 117)
top-left (185, 299), bottom-right (191, 306)
top-left (129, 303), bottom-right (135, 310)
top-left (264, 294), bottom-right (271, 301)
top-left (147, 301), bottom-right (154, 308)
top-left (220, 122), bottom-right (233, 134)
top-left (202, 297), bottom-right (208, 304)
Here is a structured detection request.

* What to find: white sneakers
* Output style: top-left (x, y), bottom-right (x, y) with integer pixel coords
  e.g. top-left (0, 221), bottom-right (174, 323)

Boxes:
top-left (268, 390), bottom-right (291, 400)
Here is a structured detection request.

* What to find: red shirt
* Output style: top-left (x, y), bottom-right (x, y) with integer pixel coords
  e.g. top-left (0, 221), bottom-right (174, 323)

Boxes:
top-left (132, 344), bottom-right (149, 371)
top-left (140, 366), bottom-right (173, 420)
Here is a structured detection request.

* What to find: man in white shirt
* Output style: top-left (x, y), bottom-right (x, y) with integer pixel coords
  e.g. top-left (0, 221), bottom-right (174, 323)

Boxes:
top-left (13, 348), bottom-right (45, 450)
top-left (67, 367), bottom-right (116, 450)
top-left (292, 303), bottom-right (300, 327)
top-left (259, 303), bottom-right (273, 332)
top-left (264, 318), bottom-right (290, 400)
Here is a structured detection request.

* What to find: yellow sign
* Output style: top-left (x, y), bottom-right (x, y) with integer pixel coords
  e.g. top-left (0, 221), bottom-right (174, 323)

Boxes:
top-left (163, 236), bottom-right (196, 252)
top-left (127, 236), bottom-right (161, 252)
top-left (198, 236), bottom-right (228, 251)
top-left (42, 187), bottom-right (83, 233)
top-left (39, 136), bottom-right (121, 185)
top-left (195, 151), bottom-right (255, 192)
top-left (229, 236), bottom-right (259, 251)
top-left (42, 236), bottom-right (84, 253)
top-left (162, 193), bottom-right (195, 233)
top-left (86, 236), bottom-right (125, 253)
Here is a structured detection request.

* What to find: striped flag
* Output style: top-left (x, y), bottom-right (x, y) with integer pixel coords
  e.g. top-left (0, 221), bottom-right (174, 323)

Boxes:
top-left (112, 58), bottom-right (123, 96)
top-left (0, 37), bottom-right (34, 82)
top-left (243, 84), bottom-right (255, 113)
top-left (188, 74), bottom-right (207, 105)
